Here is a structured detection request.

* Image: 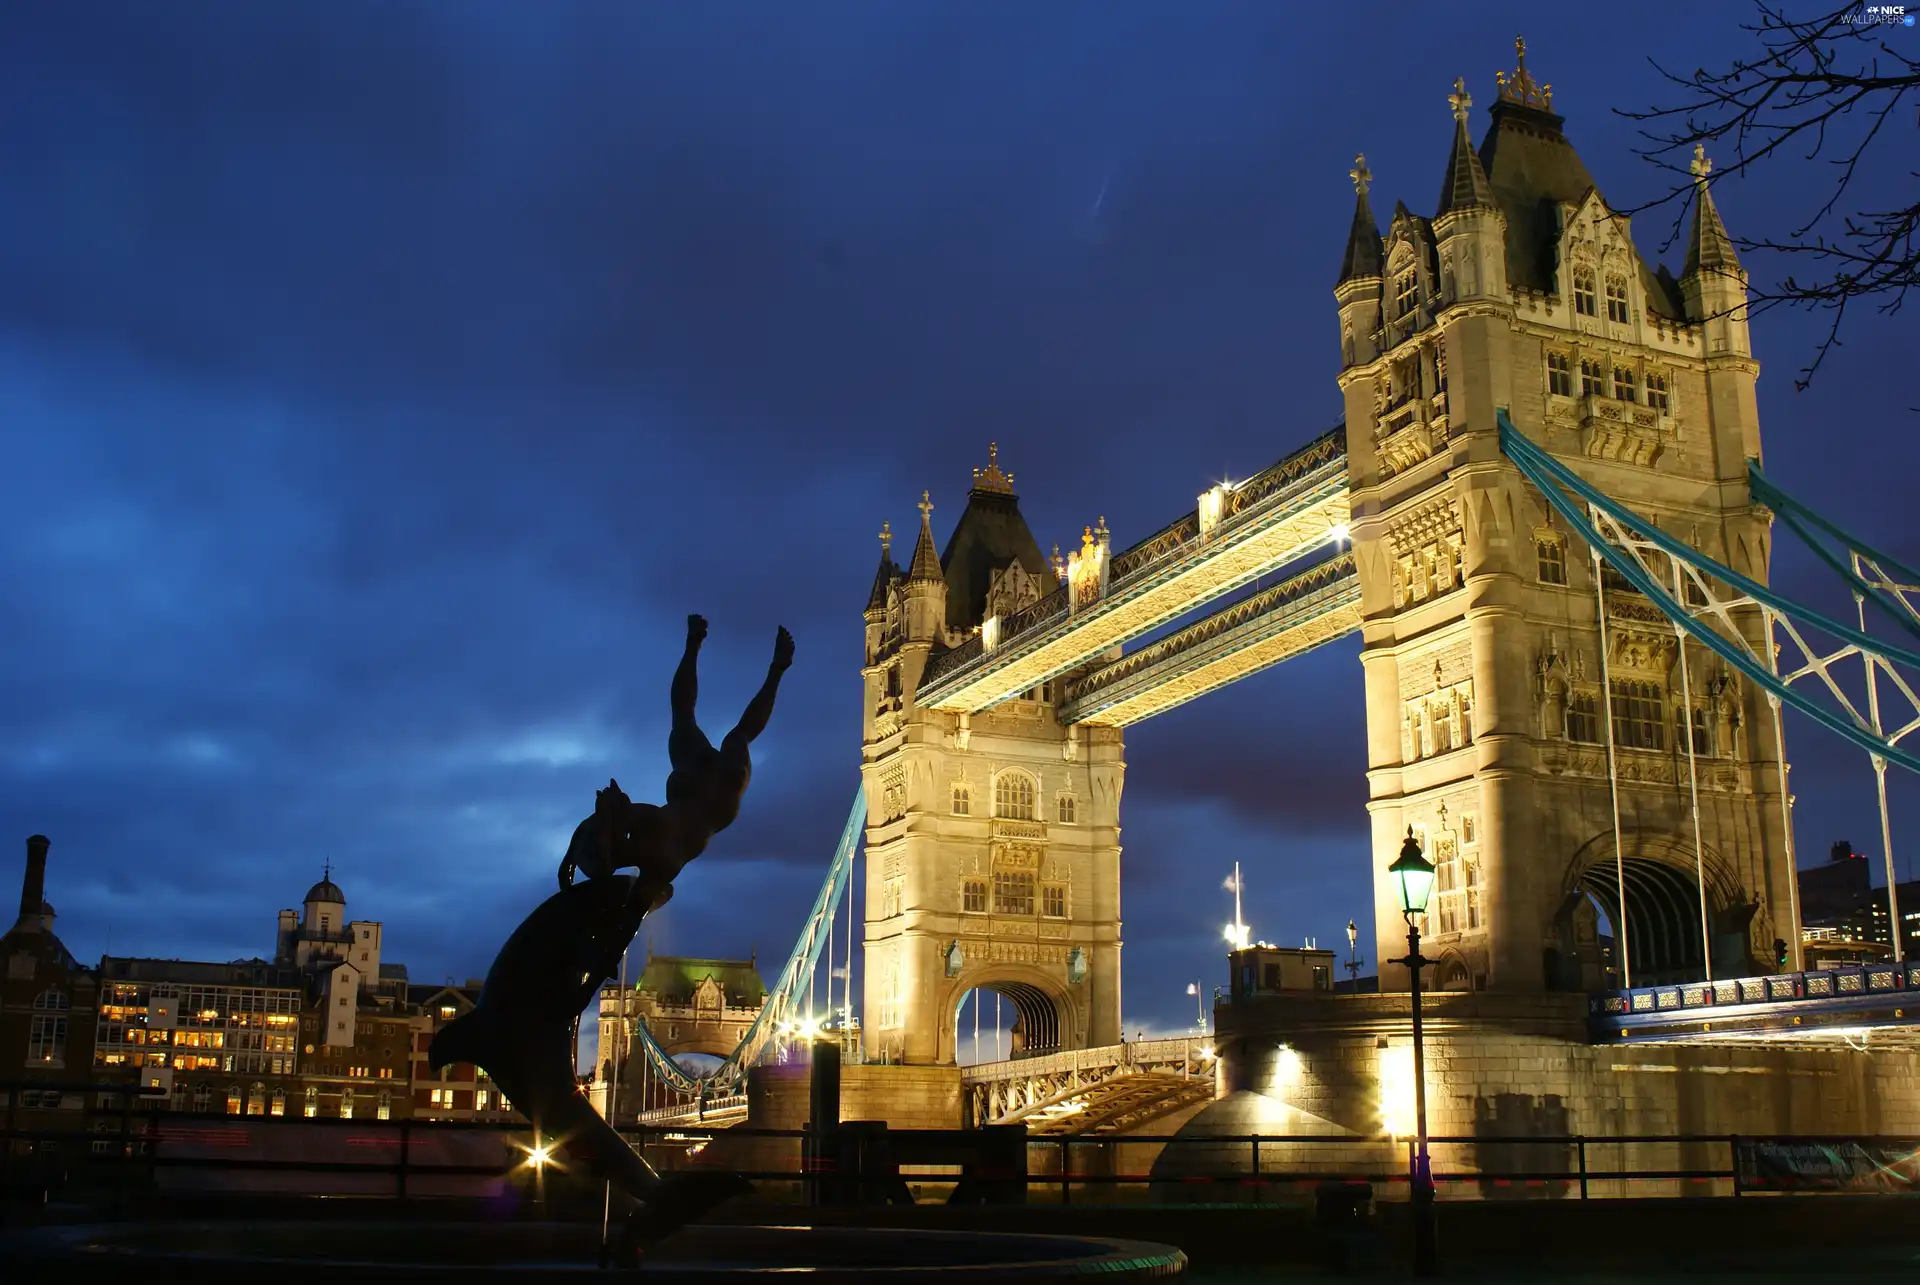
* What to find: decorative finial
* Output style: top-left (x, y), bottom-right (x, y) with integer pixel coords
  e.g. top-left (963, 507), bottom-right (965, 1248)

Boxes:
top-left (1449, 77), bottom-right (1471, 124)
top-left (1080, 524), bottom-right (1096, 556)
top-left (1094, 516), bottom-right (1109, 545)
top-left (970, 442), bottom-right (1015, 495)
top-left (1437, 800), bottom-right (1449, 828)
top-left (323, 857), bottom-right (331, 882)
top-left (919, 491), bottom-right (934, 524)
top-left (1496, 35), bottom-right (1552, 110)
top-left (1690, 143), bottom-right (1712, 181)
top-left (878, 521), bottom-right (892, 556)
top-left (1350, 153), bottom-right (1371, 198)
top-left (1051, 543), bottom-right (1066, 581)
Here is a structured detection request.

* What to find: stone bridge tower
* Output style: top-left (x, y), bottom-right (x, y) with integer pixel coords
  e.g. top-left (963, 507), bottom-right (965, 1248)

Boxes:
top-left (1338, 45), bottom-right (1790, 996)
top-left (861, 448), bottom-right (1124, 1065)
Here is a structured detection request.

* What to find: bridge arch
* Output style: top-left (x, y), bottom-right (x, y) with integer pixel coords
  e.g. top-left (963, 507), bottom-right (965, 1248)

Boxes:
top-left (1554, 829), bottom-right (1757, 988)
top-left (940, 968), bottom-right (1079, 1066)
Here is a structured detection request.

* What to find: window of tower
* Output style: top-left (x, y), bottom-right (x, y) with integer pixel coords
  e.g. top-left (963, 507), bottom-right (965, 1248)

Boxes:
top-left (1677, 703), bottom-right (1714, 756)
top-left (1573, 271), bottom-right (1597, 316)
top-left (992, 870), bottom-right (1035, 916)
top-left (1536, 537), bottom-right (1567, 585)
top-left (1580, 359), bottom-right (1605, 397)
top-left (1043, 885), bottom-right (1068, 918)
top-left (951, 784), bottom-right (971, 816)
top-left (1567, 691), bottom-right (1600, 744)
top-left (1394, 268), bottom-right (1418, 318)
top-left (1605, 278), bottom-right (1630, 323)
top-left (1342, 328), bottom-right (1355, 367)
top-left (1646, 373), bottom-right (1670, 411)
top-left (962, 880), bottom-right (987, 914)
top-left (992, 772), bottom-right (1037, 821)
top-left (1613, 366), bottom-right (1637, 402)
top-left (1056, 794), bottom-right (1077, 825)
top-left (1546, 353), bottom-right (1572, 397)
top-left (1609, 680), bottom-right (1666, 751)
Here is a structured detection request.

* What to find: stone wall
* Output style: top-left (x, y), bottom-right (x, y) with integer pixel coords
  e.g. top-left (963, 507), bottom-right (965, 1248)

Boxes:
top-left (704, 1062), bottom-right (966, 1190)
top-left (1215, 991), bottom-right (1920, 1196)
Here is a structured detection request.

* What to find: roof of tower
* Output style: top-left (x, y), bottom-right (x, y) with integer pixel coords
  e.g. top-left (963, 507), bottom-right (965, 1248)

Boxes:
top-left (1337, 154), bottom-right (1384, 283)
top-left (865, 521), bottom-right (898, 613)
top-left (1435, 78), bottom-right (1497, 217)
top-left (1477, 37), bottom-right (1685, 320)
top-left (940, 446), bottom-right (1050, 633)
top-left (634, 955), bottom-right (768, 1005)
top-left (304, 863), bottom-right (345, 906)
top-left (1683, 144), bottom-right (1743, 278)
top-left (906, 492), bottom-right (943, 583)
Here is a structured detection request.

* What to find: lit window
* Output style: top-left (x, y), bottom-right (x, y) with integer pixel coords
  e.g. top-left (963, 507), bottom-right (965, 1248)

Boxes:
top-left (1580, 359), bottom-right (1605, 397)
top-left (1043, 885), bottom-right (1067, 918)
top-left (1546, 353), bottom-right (1571, 396)
top-left (247, 1085), bottom-right (265, 1116)
top-left (992, 870), bottom-right (1035, 916)
top-left (27, 1011), bottom-right (67, 1064)
top-left (270, 1091), bottom-right (285, 1118)
top-left (1056, 795), bottom-right (1077, 825)
top-left (226, 1085), bottom-right (242, 1116)
top-left (340, 1092), bottom-right (355, 1120)
top-left (1536, 538), bottom-right (1567, 586)
top-left (1610, 680), bottom-right (1666, 751)
top-left (950, 785), bottom-right (970, 816)
top-left (1613, 367), bottom-right (1637, 402)
top-left (1605, 278), bottom-right (1629, 323)
top-left (439, 1005), bottom-right (456, 1020)
top-left (1395, 269), bottom-right (1418, 318)
top-left (476, 1090), bottom-right (489, 1111)
top-left (992, 773), bottom-right (1036, 821)
top-left (962, 880), bottom-right (987, 914)
top-left (1573, 271), bottom-right (1596, 316)
top-left (1646, 373), bottom-right (1670, 411)
top-left (376, 1090), bottom-right (392, 1121)
top-left (303, 1087), bottom-right (318, 1118)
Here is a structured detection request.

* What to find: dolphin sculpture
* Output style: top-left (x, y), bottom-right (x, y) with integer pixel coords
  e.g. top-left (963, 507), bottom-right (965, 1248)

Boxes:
top-left (432, 616), bottom-right (791, 1265)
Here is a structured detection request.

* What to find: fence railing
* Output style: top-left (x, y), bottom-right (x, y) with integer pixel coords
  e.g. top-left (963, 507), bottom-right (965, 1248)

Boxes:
top-left (7, 1106), bottom-right (1914, 1213)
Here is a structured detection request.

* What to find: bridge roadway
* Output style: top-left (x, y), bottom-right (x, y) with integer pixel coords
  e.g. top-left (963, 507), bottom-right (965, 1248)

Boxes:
top-left (916, 427), bottom-right (1355, 720)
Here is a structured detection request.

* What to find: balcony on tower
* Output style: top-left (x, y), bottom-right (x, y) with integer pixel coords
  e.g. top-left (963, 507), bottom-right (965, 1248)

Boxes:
top-left (1577, 392), bottom-right (1670, 467)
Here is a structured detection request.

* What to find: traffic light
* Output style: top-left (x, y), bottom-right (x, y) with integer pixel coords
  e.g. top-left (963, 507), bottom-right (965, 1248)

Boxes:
top-left (1774, 938), bottom-right (1790, 970)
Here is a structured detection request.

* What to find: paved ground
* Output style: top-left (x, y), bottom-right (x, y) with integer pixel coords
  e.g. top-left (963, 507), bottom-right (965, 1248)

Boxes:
top-left (1190, 1246), bottom-right (1920, 1282)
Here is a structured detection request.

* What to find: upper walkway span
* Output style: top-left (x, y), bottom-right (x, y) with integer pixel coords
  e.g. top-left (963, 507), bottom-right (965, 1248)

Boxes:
top-left (916, 427), bottom-right (1351, 717)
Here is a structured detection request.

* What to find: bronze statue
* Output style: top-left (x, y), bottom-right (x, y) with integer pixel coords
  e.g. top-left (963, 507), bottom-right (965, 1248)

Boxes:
top-left (558, 615), bottom-right (794, 890)
top-left (434, 616), bottom-right (792, 1264)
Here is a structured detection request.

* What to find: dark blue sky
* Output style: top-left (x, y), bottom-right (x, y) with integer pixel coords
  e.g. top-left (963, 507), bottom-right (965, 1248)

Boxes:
top-left (2, 3), bottom-right (1914, 1038)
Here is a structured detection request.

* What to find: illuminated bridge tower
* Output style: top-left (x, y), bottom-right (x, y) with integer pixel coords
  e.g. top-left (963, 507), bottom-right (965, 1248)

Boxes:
top-left (861, 449), bottom-right (1124, 1065)
top-left (1339, 46), bottom-right (1789, 995)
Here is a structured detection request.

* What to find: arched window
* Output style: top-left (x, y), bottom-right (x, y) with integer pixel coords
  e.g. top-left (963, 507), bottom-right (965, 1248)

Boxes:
top-left (340, 1089), bottom-right (356, 1120)
top-left (1056, 794), bottom-right (1078, 825)
top-left (225, 1084), bottom-right (243, 1116)
top-left (1536, 537), bottom-right (1567, 585)
top-left (247, 1083), bottom-right (265, 1116)
top-left (1605, 277), bottom-right (1630, 323)
top-left (193, 1083), bottom-right (212, 1113)
top-left (951, 784), bottom-right (970, 816)
top-left (303, 1086), bottom-right (319, 1118)
top-left (1573, 270), bottom-right (1597, 316)
top-left (376, 1089), bottom-right (392, 1121)
top-left (962, 880), bottom-right (987, 914)
top-left (1341, 328), bottom-right (1355, 367)
top-left (270, 1090), bottom-right (286, 1117)
top-left (1394, 267), bottom-right (1418, 318)
top-left (992, 772), bottom-right (1037, 821)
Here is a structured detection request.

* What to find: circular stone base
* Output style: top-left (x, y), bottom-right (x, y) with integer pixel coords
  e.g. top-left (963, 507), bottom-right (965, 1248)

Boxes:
top-left (2, 1220), bottom-right (1188, 1282)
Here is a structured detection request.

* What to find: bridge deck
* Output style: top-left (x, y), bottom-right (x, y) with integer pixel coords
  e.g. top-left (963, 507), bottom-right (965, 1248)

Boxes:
top-left (917, 430), bottom-right (1348, 714)
top-left (1059, 553), bottom-right (1361, 726)
top-left (1591, 963), bottom-right (1920, 1045)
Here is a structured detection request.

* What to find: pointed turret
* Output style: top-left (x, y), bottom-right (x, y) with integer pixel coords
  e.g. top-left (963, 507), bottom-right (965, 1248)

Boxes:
top-left (906, 493), bottom-right (943, 583)
top-left (1335, 155), bottom-right (1386, 370)
top-left (865, 522), bottom-right (898, 617)
top-left (1435, 78), bottom-right (1496, 216)
top-left (902, 491), bottom-right (948, 643)
top-left (1680, 144), bottom-right (1751, 356)
top-left (1683, 144), bottom-right (1742, 279)
top-left (1337, 154), bottom-right (1384, 284)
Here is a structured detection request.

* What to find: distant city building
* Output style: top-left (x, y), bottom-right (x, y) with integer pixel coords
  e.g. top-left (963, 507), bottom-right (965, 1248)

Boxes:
top-left (1, 832), bottom-right (524, 1137)
top-left (1795, 840), bottom-right (1920, 968)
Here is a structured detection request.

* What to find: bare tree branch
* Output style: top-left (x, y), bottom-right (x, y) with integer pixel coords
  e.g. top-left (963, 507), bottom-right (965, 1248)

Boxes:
top-left (1616, 2), bottom-right (1918, 390)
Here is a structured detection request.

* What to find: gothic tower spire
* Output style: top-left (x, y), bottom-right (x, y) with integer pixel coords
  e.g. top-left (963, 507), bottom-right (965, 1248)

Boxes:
top-left (1683, 144), bottom-right (1742, 279)
top-left (1337, 154), bottom-right (1385, 284)
top-left (1435, 77), bottom-right (1496, 216)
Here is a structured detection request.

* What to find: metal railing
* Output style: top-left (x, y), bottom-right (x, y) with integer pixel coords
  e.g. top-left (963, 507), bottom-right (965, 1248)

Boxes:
top-left (9, 1107), bottom-right (1911, 1212)
top-left (1592, 962), bottom-right (1920, 1020)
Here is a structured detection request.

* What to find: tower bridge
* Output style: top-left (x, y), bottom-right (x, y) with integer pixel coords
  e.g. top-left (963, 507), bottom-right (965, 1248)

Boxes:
top-left (608, 41), bottom-right (1920, 1144)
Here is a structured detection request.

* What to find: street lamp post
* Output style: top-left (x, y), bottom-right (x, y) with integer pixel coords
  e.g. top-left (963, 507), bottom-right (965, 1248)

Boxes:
top-left (1344, 918), bottom-right (1365, 988)
top-left (1388, 827), bottom-right (1439, 1277)
top-left (1186, 981), bottom-right (1207, 1034)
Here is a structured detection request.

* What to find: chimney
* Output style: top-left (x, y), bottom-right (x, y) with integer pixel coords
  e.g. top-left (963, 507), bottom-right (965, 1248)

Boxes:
top-left (19, 835), bottom-right (49, 925)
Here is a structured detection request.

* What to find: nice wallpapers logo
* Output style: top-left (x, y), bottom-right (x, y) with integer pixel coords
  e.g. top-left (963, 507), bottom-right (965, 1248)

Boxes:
top-left (1852, 4), bottom-right (1915, 25)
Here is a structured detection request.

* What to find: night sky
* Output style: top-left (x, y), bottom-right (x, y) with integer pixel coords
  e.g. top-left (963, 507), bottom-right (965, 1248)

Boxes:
top-left (3, 3), bottom-right (1914, 1044)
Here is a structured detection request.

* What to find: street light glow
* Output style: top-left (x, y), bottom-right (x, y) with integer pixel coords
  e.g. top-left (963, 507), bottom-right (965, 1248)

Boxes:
top-left (524, 1143), bottom-right (553, 1170)
top-left (1330, 522), bottom-right (1350, 544)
